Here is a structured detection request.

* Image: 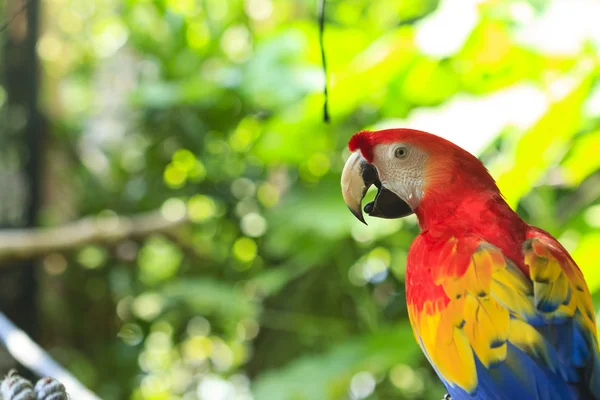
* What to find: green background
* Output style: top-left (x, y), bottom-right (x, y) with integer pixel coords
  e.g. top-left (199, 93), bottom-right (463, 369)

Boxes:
top-left (14, 0), bottom-right (600, 398)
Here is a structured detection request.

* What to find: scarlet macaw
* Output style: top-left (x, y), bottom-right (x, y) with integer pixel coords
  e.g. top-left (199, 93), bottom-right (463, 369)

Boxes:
top-left (341, 128), bottom-right (600, 400)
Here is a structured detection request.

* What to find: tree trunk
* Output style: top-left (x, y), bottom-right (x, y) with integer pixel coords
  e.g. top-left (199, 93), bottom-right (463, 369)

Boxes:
top-left (0, 0), bottom-right (42, 370)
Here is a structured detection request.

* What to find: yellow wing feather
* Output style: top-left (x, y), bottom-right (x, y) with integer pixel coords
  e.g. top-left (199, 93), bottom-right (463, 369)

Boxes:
top-left (407, 236), bottom-right (599, 393)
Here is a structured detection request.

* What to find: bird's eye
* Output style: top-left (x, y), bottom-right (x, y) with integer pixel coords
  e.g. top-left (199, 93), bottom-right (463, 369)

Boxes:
top-left (394, 146), bottom-right (408, 159)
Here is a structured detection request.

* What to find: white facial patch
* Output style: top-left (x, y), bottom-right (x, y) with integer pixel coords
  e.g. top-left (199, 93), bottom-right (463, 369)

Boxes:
top-left (371, 143), bottom-right (427, 210)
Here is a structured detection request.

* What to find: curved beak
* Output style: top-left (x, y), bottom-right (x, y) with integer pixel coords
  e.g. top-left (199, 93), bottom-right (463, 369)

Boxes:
top-left (341, 151), bottom-right (413, 225)
top-left (341, 152), bottom-right (376, 224)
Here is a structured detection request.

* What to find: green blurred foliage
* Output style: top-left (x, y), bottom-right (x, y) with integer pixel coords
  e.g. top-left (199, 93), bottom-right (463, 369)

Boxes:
top-left (22, 0), bottom-right (600, 398)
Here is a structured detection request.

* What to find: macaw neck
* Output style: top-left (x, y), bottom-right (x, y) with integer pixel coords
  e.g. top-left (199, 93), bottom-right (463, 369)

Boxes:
top-left (414, 189), bottom-right (527, 238)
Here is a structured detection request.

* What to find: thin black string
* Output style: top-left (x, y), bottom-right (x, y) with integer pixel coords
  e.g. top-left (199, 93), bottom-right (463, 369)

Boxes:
top-left (318, 0), bottom-right (330, 123)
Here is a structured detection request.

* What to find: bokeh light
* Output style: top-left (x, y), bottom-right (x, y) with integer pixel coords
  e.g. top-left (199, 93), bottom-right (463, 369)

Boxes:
top-left (13, 0), bottom-right (600, 398)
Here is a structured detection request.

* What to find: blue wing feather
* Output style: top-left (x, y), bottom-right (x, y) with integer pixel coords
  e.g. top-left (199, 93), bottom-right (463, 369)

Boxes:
top-left (445, 341), bottom-right (588, 400)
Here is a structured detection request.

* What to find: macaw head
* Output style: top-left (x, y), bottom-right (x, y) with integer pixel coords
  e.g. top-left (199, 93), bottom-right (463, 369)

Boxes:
top-left (341, 128), bottom-right (498, 225)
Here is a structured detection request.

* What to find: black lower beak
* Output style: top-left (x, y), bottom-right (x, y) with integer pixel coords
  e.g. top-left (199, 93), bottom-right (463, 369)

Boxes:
top-left (364, 186), bottom-right (413, 219)
top-left (342, 152), bottom-right (413, 224)
top-left (360, 163), bottom-right (413, 220)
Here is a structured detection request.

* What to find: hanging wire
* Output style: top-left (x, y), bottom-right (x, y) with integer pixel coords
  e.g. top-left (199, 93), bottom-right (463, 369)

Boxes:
top-left (318, 0), bottom-right (330, 123)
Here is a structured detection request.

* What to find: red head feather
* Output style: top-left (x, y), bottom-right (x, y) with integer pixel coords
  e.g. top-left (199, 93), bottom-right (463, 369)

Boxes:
top-left (348, 128), bottom-right (501, 227)
top-left (348, 130), bottom-right (376, 162)
top-left (349, 128), bottom-right (464, 162)
top-left (348, 128), bottom-right (494, 185)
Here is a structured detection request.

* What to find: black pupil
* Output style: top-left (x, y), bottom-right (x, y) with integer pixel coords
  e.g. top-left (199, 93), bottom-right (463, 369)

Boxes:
top-left (397, 148), bottom-right (405, 157)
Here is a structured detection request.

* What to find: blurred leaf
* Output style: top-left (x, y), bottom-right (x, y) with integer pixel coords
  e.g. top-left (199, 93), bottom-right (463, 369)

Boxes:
top-left (403, 57), bottom-right (459, 105)
top-left (572, 232), bottom-right (600, 294)
top-left (495, 61), bottom-right (596, 207)
top-left (561, 130), bottom-right (600, 186)
top-left (162, 278), bottom-right (259, 325)
top-left (456, 21), bottom-right (544, 94)
top-left (265, 178), bottom-right (405, 254)
top-left (244, 25), bottom-right (320, 109)
top-left (138, 236), bottom-right (183, 285)
top-left (252, 325), bottom-right (419, 400)
top-left (330, 28), bottom-right (418, 117)
top-left (32, 0), bottom-right (600, 398)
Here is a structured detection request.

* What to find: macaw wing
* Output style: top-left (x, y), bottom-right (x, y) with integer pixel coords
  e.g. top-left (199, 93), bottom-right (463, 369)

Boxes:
top-left (407, 234), bottom-right (600, 400)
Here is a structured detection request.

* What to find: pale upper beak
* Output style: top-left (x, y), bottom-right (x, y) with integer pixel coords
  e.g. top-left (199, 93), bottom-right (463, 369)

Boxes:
top-left (341, 151), bottom-right (414, 225)
top-left (341, 151), bottom-right (376, 224)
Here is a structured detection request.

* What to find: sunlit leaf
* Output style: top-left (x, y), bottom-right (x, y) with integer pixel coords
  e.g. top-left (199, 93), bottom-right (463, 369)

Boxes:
top-left (572, 232), bottom-right (600, 294)
top-left (561, 130), bottom-right (600, 186)
top-left (495, 61), bottom-right (596, 207)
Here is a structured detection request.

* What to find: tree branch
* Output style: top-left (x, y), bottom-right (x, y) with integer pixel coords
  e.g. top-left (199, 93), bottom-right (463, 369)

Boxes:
top-left (0, 210), bottom-right (188, 264)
